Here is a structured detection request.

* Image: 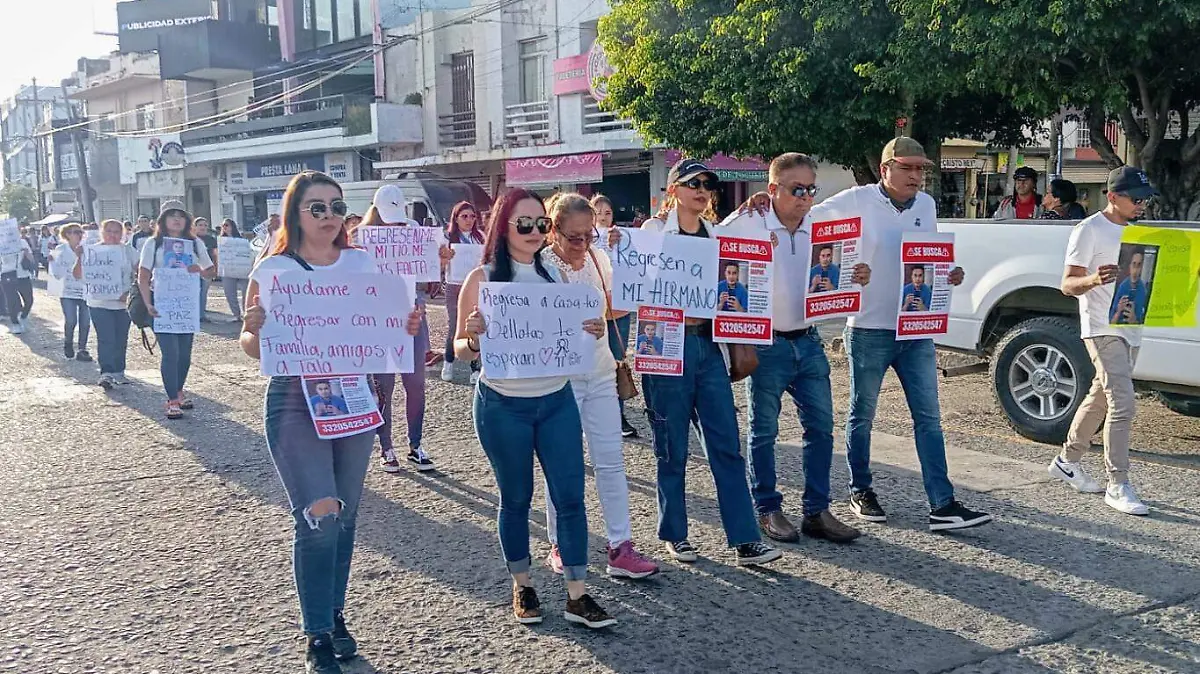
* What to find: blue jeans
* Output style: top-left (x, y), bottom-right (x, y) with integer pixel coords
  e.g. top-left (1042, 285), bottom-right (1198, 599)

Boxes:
top-left (264, 376), bottom-right (374, 635)
top-left (473, 382), bottom-right (589, 581)
top-left (61, 298), bottom-right (90, 349)
top-left (607, 313), bottom-right (633, 413)
top-left (156, 332), bottom-right (194, 401)
top-left (90, 307), bottom-right (131, 375)
top-left (844, 327), bottom-right (954, 508)
top-left (642, 331), bottom-right (760, 547)
top-left (745, 330), bottom-right (834, 517)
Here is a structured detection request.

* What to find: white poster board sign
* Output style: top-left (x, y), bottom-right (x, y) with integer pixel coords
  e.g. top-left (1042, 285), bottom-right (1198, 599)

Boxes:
top-left (218, 236), bottom-right (254, 279)
top-left (477, 282), bottom-right (600, 379)
top-left (354, 226), bottom-right (443, 281)
top-left (0, 219), bottom-right (21, 256)
top-left (83, 245), bottom-right (128, 301)
top-left (448, 243), bottom-right (484, 284)
top-left (258, 271), bottom-right (415, 376)
top-left (609, 229), bottom-right (720, 318)
top-left (152, 267), bottom-right (201, 334)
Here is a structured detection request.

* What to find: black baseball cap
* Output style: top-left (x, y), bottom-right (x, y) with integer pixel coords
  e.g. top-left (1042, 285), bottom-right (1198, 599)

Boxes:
top-left (1107, 166), bottom-right (1158, 199)
top-left (667, 158), bottom-right (718, 185)
top-left (1013, 166), bottom-right (1037, 180)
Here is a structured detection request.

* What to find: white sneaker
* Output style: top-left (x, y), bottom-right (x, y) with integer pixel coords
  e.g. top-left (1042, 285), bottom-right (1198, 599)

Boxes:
top-left (469, 370), bottom-right (480, 385)
top-left (114, 372), bottom-right (129, 384)
top-left (9, 323), bottom-right (25, 335)
top-left (1048, 456), bottom-right (1104, 493)
top-left (1105, 482), bottom-right (1150, 516)
top-left (440, 361), bottom-right (454, 382)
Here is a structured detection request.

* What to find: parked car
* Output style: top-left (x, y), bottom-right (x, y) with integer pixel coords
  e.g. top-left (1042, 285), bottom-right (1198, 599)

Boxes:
top-left (937, 218), bottom-right (1200, 444)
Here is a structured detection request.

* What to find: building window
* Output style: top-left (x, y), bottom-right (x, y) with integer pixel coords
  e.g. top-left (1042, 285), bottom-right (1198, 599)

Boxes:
top-left (358, 0), bottom-right (374, 36)
top-left (335, 0), bottom-right (357, 41)
top-left (1075, 126), bottom-right (1090, 148)
top-left (519, 38), bottom-right (547, 104)
top-left (315, 0), bottom-right (334, 47)
top-left (136, 104), bottom-right (154, 131)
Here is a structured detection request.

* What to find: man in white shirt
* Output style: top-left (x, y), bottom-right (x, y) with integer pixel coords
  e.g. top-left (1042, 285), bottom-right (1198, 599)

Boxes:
top-left (721, 153), bottom-right (869, 544)
top-left (826, 137), bottom-right (992, 532)
top-left (1052, 166), bottom-right (1158, 515)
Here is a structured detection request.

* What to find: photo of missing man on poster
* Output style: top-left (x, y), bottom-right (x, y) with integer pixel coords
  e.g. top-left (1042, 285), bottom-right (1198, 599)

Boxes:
top-left (901, 263), bottom-right (934, 313)
top-left (306, 379), bottom-right (350, 417)
top-left (808, 243), bottom-right (842, 293)
top-left (1110, 243), bottom-right (1158, 326)
top-left (717, 259), bottom-right (750, 313)
top-left (636, 320), bottom-right (664, 356)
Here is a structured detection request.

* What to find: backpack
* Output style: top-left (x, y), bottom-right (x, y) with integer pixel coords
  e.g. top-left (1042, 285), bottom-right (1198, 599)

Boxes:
top-left (127, 240), bottom-right (161, 353)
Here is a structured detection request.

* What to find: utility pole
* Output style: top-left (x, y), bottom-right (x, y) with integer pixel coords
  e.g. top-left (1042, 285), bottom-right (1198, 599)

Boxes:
top-left (67, 103), bottom-right (95, 223)
top-left (31, 78), bottom-right (46, 219)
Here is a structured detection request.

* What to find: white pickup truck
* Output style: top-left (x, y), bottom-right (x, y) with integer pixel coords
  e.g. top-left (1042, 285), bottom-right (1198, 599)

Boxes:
top-left (936, 218), bottom-right (1200, 444)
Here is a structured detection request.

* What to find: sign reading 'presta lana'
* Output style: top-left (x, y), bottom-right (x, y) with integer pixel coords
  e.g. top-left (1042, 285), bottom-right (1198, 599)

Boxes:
top-left (116, 0), bottom-right (215, 53)
top-left (247, 155), bottom-right (326, 179)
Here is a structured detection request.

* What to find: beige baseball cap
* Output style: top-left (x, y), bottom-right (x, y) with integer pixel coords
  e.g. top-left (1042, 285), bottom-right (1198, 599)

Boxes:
top-left (881, 137), bottom-right (932, 167)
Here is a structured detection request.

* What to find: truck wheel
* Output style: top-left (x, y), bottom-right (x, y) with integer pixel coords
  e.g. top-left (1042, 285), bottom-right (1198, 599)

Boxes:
top-left (1159, 392), bottom-right (1200, 418)
top-left (989, 316), bottom-right (1095, 445)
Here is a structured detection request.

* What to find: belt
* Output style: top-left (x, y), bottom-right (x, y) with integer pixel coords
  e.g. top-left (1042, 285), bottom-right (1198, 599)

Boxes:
top-left (684, 322), bottom-right (712, 336)
top-left (774, 326), bottom-right (817, 340)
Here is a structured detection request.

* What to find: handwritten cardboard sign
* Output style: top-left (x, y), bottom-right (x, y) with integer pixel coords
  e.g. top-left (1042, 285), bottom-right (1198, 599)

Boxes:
top-left (0, 219), bottom-right (21, 256)
top-left (218, 236), bottom-right (255, 279)
top-left (448, 243), bottom-right (484, 284)
top-left (354, 226), bottom-right (443, 282)
top-left (152, 267), bottom-right (201, 334)
top-left (609, 229), bottom-right (719, 318)
top-left (258, 271), bottom-right (415, 376)
top-left (83, 244), bottom-right (128, 301)
top-left (477, 282), bottom-right (600, 379)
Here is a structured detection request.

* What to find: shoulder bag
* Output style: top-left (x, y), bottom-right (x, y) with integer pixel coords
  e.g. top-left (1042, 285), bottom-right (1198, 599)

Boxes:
top-left (588, 248), bottom-right (638, 401)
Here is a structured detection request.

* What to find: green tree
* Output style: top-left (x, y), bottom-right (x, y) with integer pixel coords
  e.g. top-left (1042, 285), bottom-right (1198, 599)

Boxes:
top-left (0, 183), bottom-right (39, 223)
top-left (906, 0), bottom-right (1200, 219)
top-left (598, 0), bottom-right (1032, 188)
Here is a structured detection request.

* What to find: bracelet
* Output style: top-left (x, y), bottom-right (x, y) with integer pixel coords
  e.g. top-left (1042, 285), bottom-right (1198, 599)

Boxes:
top-left (467, 337), bottom-right (481, 352)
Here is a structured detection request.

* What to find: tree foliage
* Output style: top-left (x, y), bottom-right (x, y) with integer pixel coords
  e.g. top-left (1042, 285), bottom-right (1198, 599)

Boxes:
top-left (885, 0), bottom-right (1200, 218)
top-left (0, 183), bottom-right (38, 223)
top-left (598, 0), bottom-right (1034, 184)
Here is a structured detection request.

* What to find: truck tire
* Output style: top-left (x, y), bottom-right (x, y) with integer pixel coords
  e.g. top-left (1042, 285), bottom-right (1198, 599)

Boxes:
top-left (1159, 392), bottom-right (1200, 418)
top-left (989, 316), bottom-right (1095, 445)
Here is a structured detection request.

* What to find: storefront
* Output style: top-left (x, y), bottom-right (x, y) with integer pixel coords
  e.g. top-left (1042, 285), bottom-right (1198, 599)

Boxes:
top-left (224, 151), bottom-right (361, 225)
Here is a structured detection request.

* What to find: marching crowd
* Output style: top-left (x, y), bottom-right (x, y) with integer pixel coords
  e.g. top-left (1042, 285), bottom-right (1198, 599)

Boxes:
top-left (2, 135), bottom-right (1161, 674)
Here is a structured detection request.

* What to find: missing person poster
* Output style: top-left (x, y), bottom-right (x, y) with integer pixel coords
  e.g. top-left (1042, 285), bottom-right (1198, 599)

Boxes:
top-left (161, 237), bottom-right (195, 269)
top-left (804, 216), bottom-right (864, 322)
top-left (896, 233), bottom-right (955, 340)
top-left (713, 236), bottom-right (773, 344)
top-left (632, 306), bottom-right (685, 376)
top-left (302, 374), bottom-right (385, 440)
top-left (1110, 225), bottom-right (1200, 328)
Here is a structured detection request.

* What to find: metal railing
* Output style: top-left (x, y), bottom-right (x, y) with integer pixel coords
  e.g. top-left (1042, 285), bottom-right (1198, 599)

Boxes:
top-left (180, 94), bottom-right (373, 147)
top-left (505, 100), bottom-right (551, 144)
top-left (438, 110), bottom-right (477, 148)
top-left (583, 96), bottom-right (632, 134)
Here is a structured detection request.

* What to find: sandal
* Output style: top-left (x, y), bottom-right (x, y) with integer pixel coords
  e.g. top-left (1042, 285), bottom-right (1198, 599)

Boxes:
top-left (178, 394), bottom-right (194, 410)
top-left (165, 401), bottom-right (183, 419)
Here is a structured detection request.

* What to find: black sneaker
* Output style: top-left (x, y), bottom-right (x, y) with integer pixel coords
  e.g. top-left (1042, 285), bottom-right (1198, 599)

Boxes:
top-left (929, 501), bottom-right (993, 532)
top-left (665, 539), bottom-right (698, 563)
top-left (63, 342), bottom-right (75, 360)
top-left (564, 594), bottom-right (617, 629)
top-left (75, 349), bottom-right (93, 362)
top-left (620, 413), bottom-right (639, 438)
top-left (849, 490), bottom-right (887, 522)
top-left (305, 634), bottom-right (342, 674)
top-left (407, 447), bottom-right (435, 471)
top-left (735, 541), bottom-right (783, 567)
top-left (331, 611), bottom-right (357, 661)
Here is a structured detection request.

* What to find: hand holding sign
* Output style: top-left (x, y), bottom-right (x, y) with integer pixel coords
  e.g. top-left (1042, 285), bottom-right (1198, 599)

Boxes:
top-left (243, 294), bottom-right (265, 333)
top-left (948, 266), bottom-right (966, 286)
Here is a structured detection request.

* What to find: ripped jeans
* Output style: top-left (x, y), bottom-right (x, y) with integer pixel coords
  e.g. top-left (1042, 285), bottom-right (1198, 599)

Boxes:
top-left (264, 376), bottom-right (375, 635)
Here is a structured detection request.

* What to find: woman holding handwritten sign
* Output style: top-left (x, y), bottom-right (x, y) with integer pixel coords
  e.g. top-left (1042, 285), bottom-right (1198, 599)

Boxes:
top-left (48, 224), bottom-right (92, 362)
top-left (441, 200), bottom-right (485, 383)
top-left (361, 185), bottom-right (437, 472)
top-left (540, 194), bottom-right (659, 580)
top-left (61, 219), bottom-right (138, 389)
top-left (136, 200), bottom-right (216, 419)
top-left (454, 188), bottom-right (618, 629)
top-left (241, 171), bottom-right (423, 673)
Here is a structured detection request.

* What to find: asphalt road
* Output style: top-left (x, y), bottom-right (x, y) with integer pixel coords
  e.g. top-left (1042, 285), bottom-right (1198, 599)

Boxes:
top-left (1, 282), bottom-right (1198, 674)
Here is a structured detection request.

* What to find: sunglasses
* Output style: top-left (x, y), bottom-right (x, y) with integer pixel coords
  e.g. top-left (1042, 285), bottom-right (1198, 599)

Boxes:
top-left (679, 177), bottom-right (719, 191)
top-left (513, 216), bottom-right (552, 235)
top-left (790, 184), bottom-right (820, 198)
top-left (559, 226), bottom-right (598, 245)
top-left (307, 200), bottom-right (348, 219)
top-left (1123, 195), bottom-right (1149, 206)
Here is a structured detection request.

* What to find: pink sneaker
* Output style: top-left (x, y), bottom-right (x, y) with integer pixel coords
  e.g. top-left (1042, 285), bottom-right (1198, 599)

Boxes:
top-left (606, 540), bottom-right (660, 579)
top-left (545, 545), bottom-right (563, 575)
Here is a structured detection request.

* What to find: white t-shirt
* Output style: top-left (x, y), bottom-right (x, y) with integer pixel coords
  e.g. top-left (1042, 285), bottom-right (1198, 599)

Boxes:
top-left (1, 240), bottom-right (34, 278)
top-left (137, 236), bottom-right (214, 271)
top-left (813, 185), bottom-right (938, 331)
top-left (1064, 212), bottom-right (1141, 347)
top-left (720, 207), bottom-right (810, 332)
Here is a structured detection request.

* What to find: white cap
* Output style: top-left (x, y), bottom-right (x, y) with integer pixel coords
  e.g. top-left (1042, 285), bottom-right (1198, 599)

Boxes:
top-left (372, 184), bottom-right (407, 224)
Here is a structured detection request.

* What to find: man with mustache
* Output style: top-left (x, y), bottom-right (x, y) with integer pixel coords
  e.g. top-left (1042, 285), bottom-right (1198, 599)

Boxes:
top-left (814, 137), bottom-right (992, 532)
